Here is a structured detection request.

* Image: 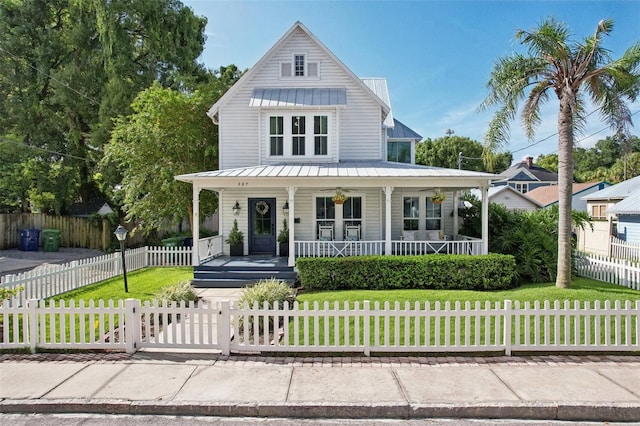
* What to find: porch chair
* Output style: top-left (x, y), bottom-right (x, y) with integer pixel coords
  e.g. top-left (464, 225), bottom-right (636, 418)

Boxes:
top-left (345, 224), bottom-right (360, 241)
top-left (319, 225), bottom-right (334, 241)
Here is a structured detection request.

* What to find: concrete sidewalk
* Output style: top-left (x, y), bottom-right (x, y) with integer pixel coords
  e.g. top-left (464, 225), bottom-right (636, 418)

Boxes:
top-left (1, 353), bottom-right (639, 422)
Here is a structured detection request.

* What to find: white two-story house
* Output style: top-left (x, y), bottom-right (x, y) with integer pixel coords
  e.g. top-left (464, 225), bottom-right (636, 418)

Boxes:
top-left (177, 22), bottom-right (496, 267)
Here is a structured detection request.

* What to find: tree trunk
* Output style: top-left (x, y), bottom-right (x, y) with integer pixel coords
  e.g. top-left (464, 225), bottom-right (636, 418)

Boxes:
top-left (556, 92), bottom-right (575, 289)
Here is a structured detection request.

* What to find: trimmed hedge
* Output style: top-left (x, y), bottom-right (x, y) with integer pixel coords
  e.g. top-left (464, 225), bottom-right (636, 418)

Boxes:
top-left (296, 254), bottom-right (516, 291)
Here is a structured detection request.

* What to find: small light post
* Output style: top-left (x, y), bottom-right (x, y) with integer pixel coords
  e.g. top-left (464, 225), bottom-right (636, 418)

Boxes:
top-left (114, 225), bottom-right (129, 293)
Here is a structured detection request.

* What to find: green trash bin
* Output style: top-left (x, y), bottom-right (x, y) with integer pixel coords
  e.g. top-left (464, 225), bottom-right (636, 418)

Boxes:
top-left (42, 229), bottom-right (62, 252)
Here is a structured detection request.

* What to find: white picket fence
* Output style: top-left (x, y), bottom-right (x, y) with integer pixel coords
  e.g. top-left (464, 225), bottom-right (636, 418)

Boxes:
top-left (610, 236), bottom-right (640, 262)
top-left (575, 251), bottom-right (640, 290)
top-left (0, 246), bottom-right (192, 307)
top-left (2, 298), bottom-right (638, 355)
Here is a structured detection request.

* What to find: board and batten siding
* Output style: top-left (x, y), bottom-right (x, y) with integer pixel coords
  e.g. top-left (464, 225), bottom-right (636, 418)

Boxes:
top-left (618, 215), bottom-right (640, 244)
top-left (218, 27), bottom-right (383, 170)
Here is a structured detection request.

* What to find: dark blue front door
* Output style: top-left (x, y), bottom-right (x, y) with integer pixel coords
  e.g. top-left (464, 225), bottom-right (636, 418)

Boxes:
top-left (249, 198), bottom-right (276, 254)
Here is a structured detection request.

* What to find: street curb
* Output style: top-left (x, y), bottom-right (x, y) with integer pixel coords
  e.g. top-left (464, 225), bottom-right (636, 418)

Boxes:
top-left (2, 399), bottom-right (640, 421)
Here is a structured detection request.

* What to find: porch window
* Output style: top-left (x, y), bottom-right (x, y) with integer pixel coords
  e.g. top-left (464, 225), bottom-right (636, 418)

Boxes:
top-left (292, 116), bottom-right (305, 155)
top-left (343, 196), bottom-right (362, 238)
top-left (425, 198), bottom-right (442, 230)
top-left (403, 197), bottom-right (419, 230)
top-left (388, 141), bottom-right (411, 163)
top-left (269, 116), bottom-right (283, 156)
top-left (314, 115), bottom-right (328, 155)
top-left (316, 197), bottom-right (335, 239)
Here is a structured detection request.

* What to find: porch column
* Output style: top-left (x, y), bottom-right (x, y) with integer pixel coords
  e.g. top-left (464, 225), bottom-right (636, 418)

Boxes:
top-left (481, 185), bottom-right (489, 254)
top-left (287, 186), bottom-right (297, 267)
top-left (192, 185), bottom-right (201, 266)
top-left (453, 190), bottom-right (459, 236)
top-left (383, 186), bottom-right (394, 255)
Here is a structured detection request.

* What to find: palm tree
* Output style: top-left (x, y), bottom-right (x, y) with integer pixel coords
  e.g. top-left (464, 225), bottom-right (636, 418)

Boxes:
top-left (480, 18), bottom-right (640, 288)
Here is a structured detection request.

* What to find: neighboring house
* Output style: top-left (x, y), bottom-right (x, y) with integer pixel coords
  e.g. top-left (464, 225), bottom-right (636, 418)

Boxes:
top-left (526, 181), bottom-right (611, 211)
top-left (494, 157), bottom-right (558, 194)
top-left (69, 201), bottom-right (115, 218)
top-left (176, 22), bottom-right (497, 266)
top-left (576, 175), bottom-right (640, 255)
top-left (471, 186), bottom-right (542, 211)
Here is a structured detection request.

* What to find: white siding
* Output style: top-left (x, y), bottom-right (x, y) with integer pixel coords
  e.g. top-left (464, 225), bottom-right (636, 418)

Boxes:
top-left (491, 192), bottom-right (539, 212)
top-left (218, 27), bottom-right (383, 169)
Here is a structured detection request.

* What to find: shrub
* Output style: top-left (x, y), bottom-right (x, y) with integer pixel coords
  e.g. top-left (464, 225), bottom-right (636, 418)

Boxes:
top-left (296, 254), bottom-right (516, 291)
top-left (156, 280), bottom-right (199, 304)
top-left (238, 278), bottom-right (296, 308)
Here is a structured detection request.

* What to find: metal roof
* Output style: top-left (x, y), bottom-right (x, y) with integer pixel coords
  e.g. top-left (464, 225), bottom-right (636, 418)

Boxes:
top-left (176, 161), bottom-right (497, 183)
top-left (360, 78), bottom-right (394, 128)
top-left (387, 119), bottom-right (422, 140)
top-left (498, 160), bottom-right (558, 182)
top-left (607, 190), bottom-right (640, 214)
top-left (250, 88), bottom-right (346, 107)
top-left (582, 175), bottom-right (640, 200)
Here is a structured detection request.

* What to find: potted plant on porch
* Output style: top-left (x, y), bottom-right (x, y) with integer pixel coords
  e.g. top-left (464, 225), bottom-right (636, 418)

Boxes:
top-left (431, 190), bottom-right (446, 205)
top-left (277, 219), bottom-right (289, 257)
top-left (225, 219), bottom-right (244, 256)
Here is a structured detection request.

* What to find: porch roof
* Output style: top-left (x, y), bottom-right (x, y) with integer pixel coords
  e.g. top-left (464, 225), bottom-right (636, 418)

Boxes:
top-left (250, 88), bottom-right (347, 107)
top-left (176, 161), bottom-right (498, 189)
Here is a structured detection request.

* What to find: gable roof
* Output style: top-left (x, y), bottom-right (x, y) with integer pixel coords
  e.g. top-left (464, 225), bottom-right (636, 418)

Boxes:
top-left (387, 119), bottom-right (422, 140)
top-left (206, 22), bottom-right (390, 124)
top-left (527, 182), bottom-right (607, 207)
top-left (498, 159), bottom-right (558, 182)
top-left (360, 78), bottom-right (394, 128)
top-left (582, 175), bottom-right (640, 201)
top-left (470, 186), bottom-right (543, 208)
top-left (607, 189), bottom-right (640, 214)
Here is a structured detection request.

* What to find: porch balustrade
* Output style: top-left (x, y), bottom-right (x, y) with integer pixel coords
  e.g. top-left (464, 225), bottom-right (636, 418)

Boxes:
top-left (198, 235), bottom-right (223, 263)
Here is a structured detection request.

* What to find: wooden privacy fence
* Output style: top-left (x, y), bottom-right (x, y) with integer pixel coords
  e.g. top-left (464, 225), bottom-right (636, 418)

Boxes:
top-left (574, 251), bottom-right (640, 290)
top-left (2, 298), bottom-right (638, 355)
top-left (0, 246), bottom-right (192, 307)
top-left (0, 213), bottom-right (111, 250)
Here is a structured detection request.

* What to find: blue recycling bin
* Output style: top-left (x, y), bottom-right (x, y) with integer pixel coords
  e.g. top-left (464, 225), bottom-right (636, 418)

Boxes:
top-left (19, 228), bottom-right (40, 251)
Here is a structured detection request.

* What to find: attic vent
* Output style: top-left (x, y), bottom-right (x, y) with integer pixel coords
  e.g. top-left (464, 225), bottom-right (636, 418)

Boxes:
top-left (281, 62), bottom-right (292, 78)
top-left (308, 62), bottom-right (318, 77)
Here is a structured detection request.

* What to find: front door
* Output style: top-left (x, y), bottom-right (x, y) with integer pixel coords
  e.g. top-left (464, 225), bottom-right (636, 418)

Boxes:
top-left (249, 198), bottom-right (276, 255)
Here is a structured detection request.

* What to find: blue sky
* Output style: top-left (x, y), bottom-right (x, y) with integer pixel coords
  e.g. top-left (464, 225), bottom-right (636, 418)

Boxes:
top-left (182, 0), bottom-right (640, 162)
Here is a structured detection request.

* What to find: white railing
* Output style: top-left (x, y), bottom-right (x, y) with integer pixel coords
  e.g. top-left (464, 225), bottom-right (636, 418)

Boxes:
top-left (3, 298), bottom-right (637, 355)
top-left (610, 236), bottom-right (640, 262)
top-left (574, 251), bottom-right (640, 290)
top-left (295, 240), bottom-right (385, 257)
top-left (198, 235), bottom-right (223, 263)
top-left (391, 238), bottom-right (482, 255)
top-left (0, 246), bottom-right (192, 307)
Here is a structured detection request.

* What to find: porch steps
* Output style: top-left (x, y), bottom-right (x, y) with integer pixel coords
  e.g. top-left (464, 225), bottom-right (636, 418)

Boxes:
top-left (192, 256), bottom-right (296, 288)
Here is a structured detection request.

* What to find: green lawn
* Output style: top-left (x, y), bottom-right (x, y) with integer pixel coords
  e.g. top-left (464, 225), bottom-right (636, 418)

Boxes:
top-left (51, 267), bottom-right (193, 302)
top-left (295, 277), bottom-right (640, 307)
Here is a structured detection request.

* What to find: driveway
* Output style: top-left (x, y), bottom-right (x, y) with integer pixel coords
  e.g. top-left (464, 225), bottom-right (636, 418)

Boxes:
top-left (0, 248), bottom-right (105, 277)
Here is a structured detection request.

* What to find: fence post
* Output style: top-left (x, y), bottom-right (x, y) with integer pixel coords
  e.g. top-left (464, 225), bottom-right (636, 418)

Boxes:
top-left (363, 300), bottom-right (370, 357)
top-left (503, 300), bottom-right (512, 356)
top-left (218, 300), bottom-right (231, 356)
top-left (27, 299), bottom-right (39, 354)
top-left (70, 261), bottom-right (79, 290)
top-left (125, 298), bottom-right (141, 354)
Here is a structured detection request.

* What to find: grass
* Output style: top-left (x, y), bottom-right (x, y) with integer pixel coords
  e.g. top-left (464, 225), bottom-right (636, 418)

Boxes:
top-left (295, 277), bottom-right (640, 307)
top-left (51, 267), bottom-right (193, 303)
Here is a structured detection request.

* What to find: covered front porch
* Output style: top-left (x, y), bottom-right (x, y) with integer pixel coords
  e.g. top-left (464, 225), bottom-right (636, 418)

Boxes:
top-left (176, 161), bottom-right (496, 267)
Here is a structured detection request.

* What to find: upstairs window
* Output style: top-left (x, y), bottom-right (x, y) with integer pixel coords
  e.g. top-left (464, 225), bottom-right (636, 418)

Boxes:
top-left (294, 54), bottom-right (305, 76)
top-left (314, 116), bottom-right (328, 155)
top-left (292, 116), bottom-right (305, 155)
top-left (515, 182), bottom-right (529, 194)
top-left (388, 141), bottom-right (411, 163)
top-left (269, 116), bottom-right (283, 156)
top-left (591, 204), bottom-right (607, 220)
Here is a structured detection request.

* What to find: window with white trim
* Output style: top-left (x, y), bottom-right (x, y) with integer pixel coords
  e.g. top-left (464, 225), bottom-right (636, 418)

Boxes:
top-left (388, 141), bottom-right (411, 163)
top-left (515, 182), bottom-right (529, 194)
top-left (280, 54), bottom-right (319, 78)
top-left (294, 54), bottom-right (305, 76)
top-left (316, 197), bottom-right (335, 239)
top-left (425, 198), bottom-right (442, 230)
top-left (269, 116), bottom-right (283, 156)
top-left (266, 113), bottom-right (330, 159)
top-left (403, 197), bottom-right (419, 230)
top-left (591, 204), bottom-right (607, 220)
top-left (343, 197), bottom-right (362, 238)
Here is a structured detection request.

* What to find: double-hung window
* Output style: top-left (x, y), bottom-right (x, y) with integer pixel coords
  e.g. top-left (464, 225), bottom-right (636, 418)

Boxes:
top-left (269, 116), bottom-right (284, 156)
top-left (292, 116), bottom-right (305, 155)
top-left (314, 115), bottom-right (328, 155)
top-left (343, 197), bottom-right (362, 238)
top-left (316, 197), bottom-right (335, 239)
top-left (388, 141), bottom-right (411, 163)
top-left (425, 198), bottom-right (442, 230)
top-left (403, 197), bottom-right (419, 230)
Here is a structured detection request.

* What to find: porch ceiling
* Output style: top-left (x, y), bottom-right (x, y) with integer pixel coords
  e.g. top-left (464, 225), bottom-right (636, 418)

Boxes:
top-left (175, 161), bottom-right (499, 190)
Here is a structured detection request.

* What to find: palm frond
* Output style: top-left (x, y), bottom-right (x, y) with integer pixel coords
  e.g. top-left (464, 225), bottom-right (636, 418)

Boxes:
top-left (522, 81), bottom-right (551, 140)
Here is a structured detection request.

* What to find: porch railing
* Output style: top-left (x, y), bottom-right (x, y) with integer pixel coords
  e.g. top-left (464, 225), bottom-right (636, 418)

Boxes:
top-left (198, 235), bottom-right (223, 263)
top-left (294, 236), bottom-right (482, 258)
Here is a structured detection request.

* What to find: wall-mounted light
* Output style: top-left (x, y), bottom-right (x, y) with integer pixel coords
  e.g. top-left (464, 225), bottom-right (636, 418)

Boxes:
top-left (232, 201), bottom-right (241, 216)
top-left (283, 201), bottom-right (289, 216)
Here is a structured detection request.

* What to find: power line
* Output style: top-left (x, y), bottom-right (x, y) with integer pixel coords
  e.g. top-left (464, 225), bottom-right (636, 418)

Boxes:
top-left (0, 137), bottom-right (89, 161)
